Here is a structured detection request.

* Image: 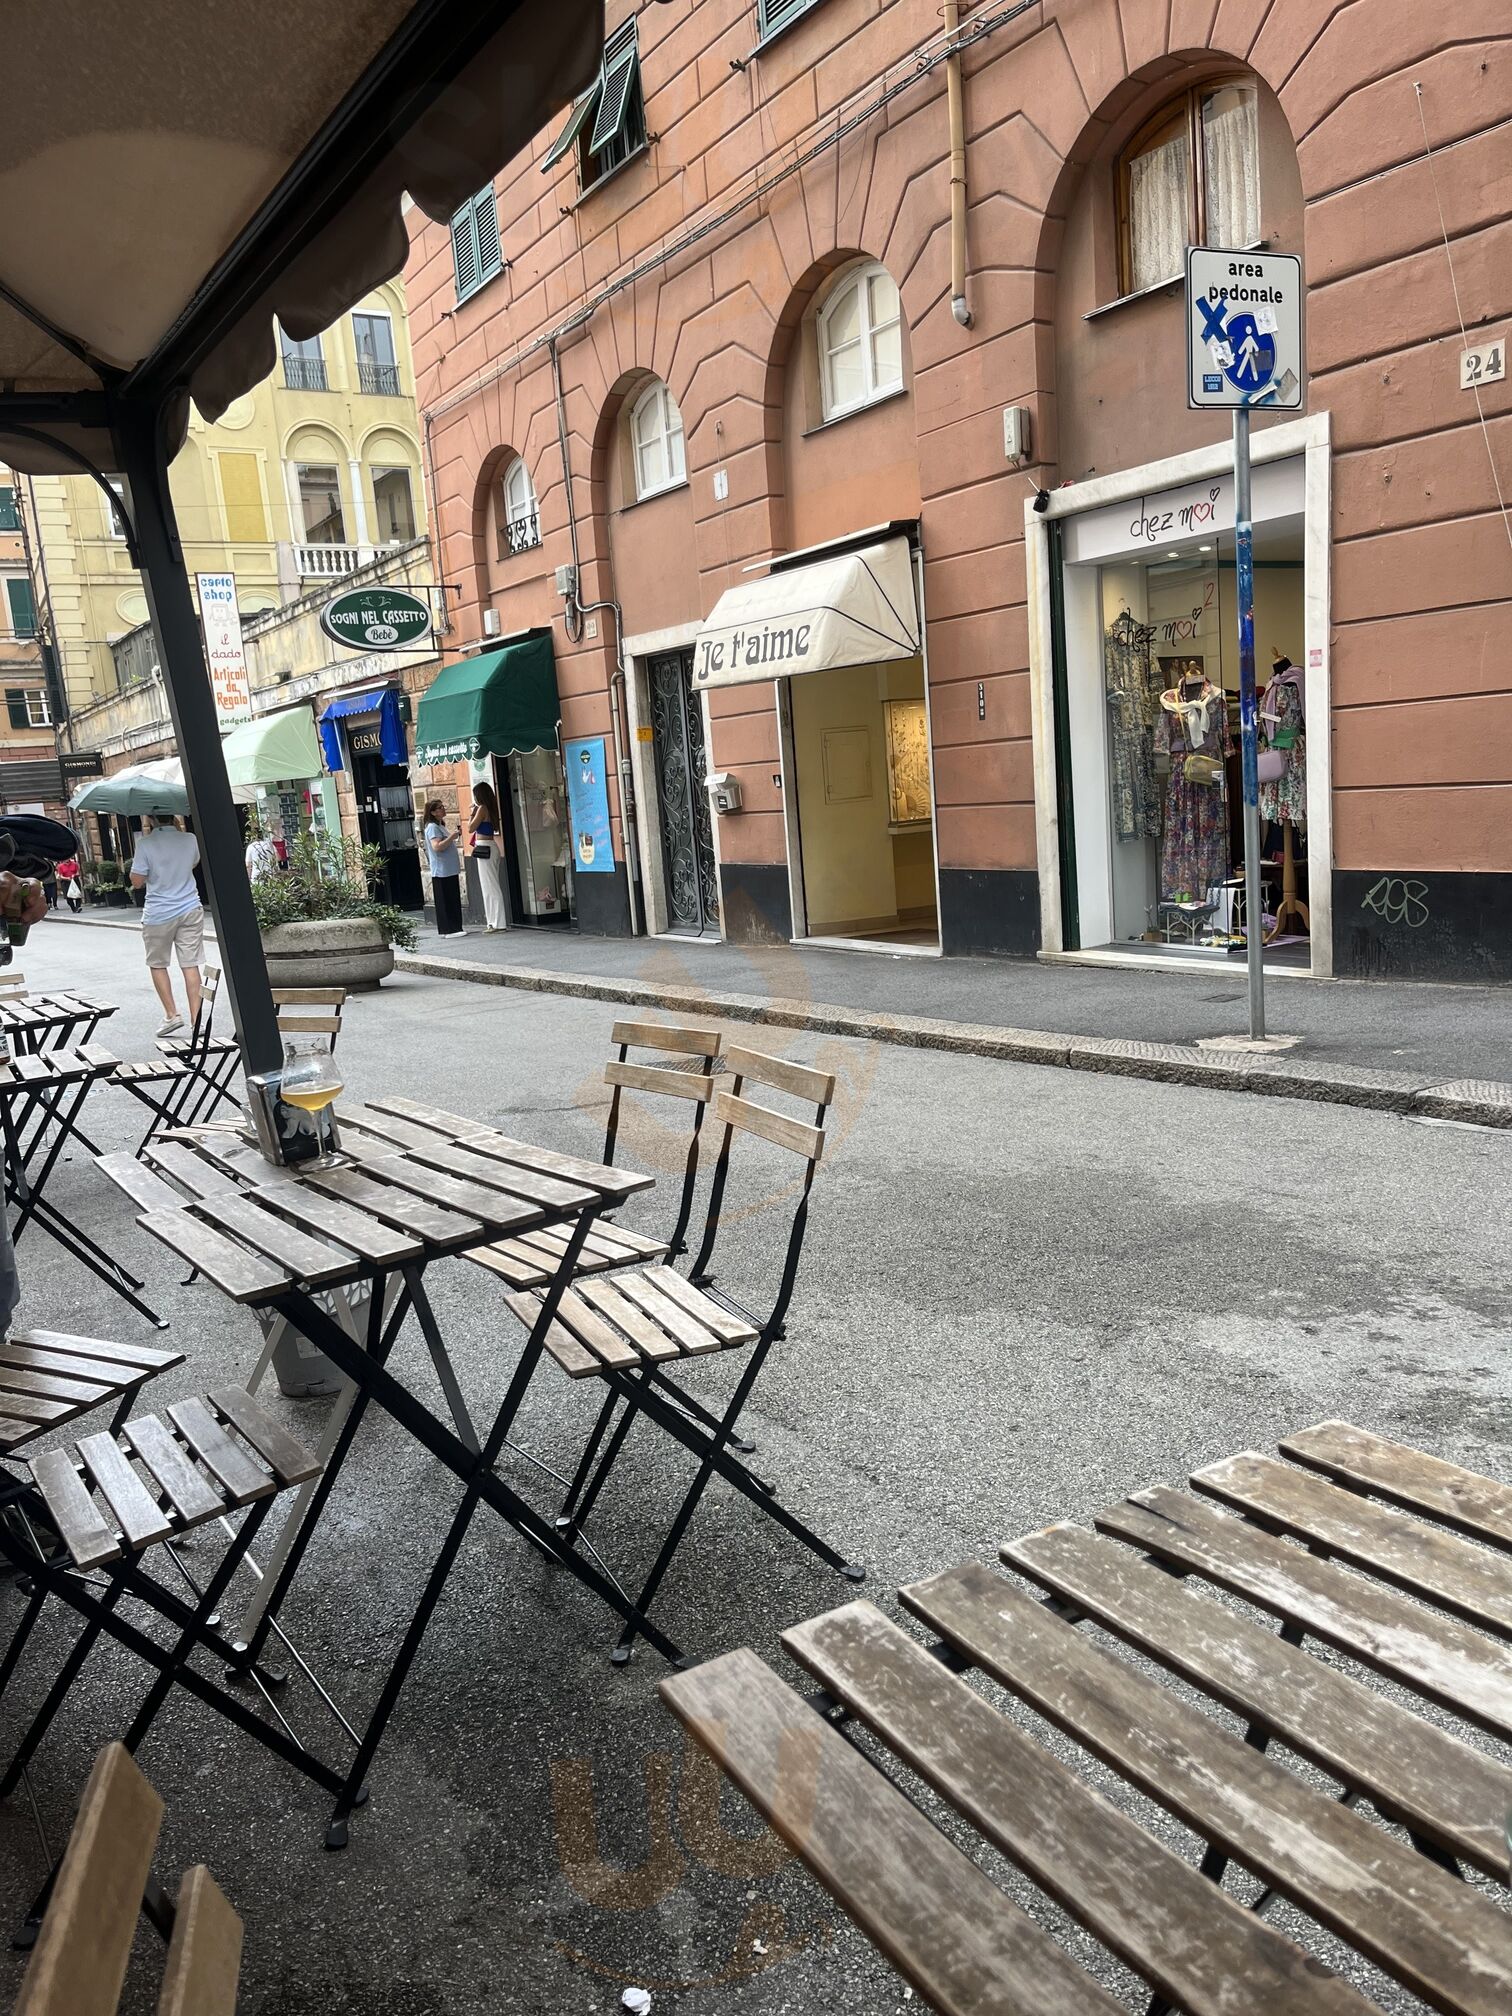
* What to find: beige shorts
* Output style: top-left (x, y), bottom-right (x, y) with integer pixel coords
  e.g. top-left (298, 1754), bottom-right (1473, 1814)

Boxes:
top-left (142, 908), bottom-right (205, 971)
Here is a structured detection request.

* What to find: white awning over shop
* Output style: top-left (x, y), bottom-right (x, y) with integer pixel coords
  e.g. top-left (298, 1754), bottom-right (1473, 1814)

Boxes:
top-left (691, 538), bottom-right (920, 691)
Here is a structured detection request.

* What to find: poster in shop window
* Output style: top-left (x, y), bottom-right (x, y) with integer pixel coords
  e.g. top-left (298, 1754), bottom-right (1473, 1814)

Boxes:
top-left (563, 736), bottom-right (613, 873)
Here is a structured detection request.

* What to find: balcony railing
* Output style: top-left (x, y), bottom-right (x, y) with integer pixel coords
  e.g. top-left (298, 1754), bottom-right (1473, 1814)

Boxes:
top-left (504, 510), bottom-right (541, 556)
top-left (296, 542), bottom-right (367, 579)
top-left (357, 359), bottom-right (401, 397)
top-left (283, 354), bottom-right (328, 391)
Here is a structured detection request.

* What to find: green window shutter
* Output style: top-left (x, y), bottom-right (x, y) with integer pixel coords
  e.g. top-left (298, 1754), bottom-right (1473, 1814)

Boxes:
top-left (5, 689), bottom-right (29, 731)
top-left (451, 200), bottom-right (480, 302)
top-left (759, 0), bottom-right (818, 36)
top-left (0, 488), bottom-right (17, 532)
top-left (6, 578), bottom-right (35, 638)
top-left (590, 29), bottom-right (640, 155)
top-left (474, 188), bottom-right (503, 283)
top-left (542, 87), bottom-right (598, 171)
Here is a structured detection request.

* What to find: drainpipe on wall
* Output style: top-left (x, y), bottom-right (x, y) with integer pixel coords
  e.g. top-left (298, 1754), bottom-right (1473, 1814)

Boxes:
top-left (549, 333), bottom-right (643, 936)
top-left (944, 0), bottom-right (972, 328)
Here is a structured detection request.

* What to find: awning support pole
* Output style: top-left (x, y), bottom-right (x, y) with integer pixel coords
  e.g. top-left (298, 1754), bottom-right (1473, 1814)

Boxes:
top-left (113, 399), bottom-right (281, 1075)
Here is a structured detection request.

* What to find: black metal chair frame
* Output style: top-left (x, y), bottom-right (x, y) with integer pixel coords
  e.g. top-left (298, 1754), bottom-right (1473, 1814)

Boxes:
top-left (0, 1060), bottom-right (166, 1329)
top-left (550, 1051), bottom-right (865, 1662)
top-left (118, 972), bottom-right (242, 1154)
top-left (600, 1021), bottom-right (720, 1261)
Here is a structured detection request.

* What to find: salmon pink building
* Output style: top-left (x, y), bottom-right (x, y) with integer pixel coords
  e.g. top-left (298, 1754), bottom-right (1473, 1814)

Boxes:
top-left (403, 1), bottom-right (1512, 983)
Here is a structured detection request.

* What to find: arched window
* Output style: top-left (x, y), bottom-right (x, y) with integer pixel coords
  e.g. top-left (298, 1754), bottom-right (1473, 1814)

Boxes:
top-left (817, 261), bottom-right (903, 421)
top-left (500, 455), bottom-right (539, 555)
top-left (1118, 79), bottom-right (1259, 295)
top-left (629, 380), bottom-right (686, 501)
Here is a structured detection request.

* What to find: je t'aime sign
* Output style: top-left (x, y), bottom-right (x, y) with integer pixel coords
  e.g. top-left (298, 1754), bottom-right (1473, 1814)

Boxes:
top-left (696, 620), bottom-right (814, 684)
top-left (320, 586), bottom-right (432, 653)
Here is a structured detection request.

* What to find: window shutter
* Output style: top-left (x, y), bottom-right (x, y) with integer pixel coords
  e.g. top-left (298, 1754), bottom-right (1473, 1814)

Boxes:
top-left (474, 189), bottom-right (503, 283)
top-left (758, 0), bottom-right (816, 39)
top-left (590, 29), bottom-right (640, 155)
top-left (0, 488), bottom-right (17, 531)
top-left (451, 201), bottom-right (480, 302)
top-left (542, 87), bottom-right (598, 171)
top-left (6, 578), bottom-right (36, 638)
top-left (6, 689), bottom-right (30, 730)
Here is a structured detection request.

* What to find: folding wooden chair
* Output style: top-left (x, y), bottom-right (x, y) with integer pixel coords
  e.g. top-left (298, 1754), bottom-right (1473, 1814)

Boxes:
top-left (13, 1742), bottom-right (242, 2014)
top-left (505, 1046), bottom-right (864, 1661)
top-left (113, 968), bottom-right (242, 1153)
top-left (274, 987), bottom-right (346, 1049)
top-left (469, 1019), bottom-right (720, 1293)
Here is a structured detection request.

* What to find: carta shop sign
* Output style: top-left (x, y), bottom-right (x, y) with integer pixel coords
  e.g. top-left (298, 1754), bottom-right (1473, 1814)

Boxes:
top-left (320, 587), bottom-right (431, 653)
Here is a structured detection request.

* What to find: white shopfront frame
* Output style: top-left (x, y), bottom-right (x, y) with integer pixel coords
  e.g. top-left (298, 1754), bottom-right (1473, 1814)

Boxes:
top-left (1025, 411), bottom-right (1333, 976)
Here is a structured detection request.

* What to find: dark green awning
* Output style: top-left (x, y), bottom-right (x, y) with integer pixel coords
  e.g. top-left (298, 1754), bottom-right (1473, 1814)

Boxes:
top-left (413, 628), bottom-right (559, 767)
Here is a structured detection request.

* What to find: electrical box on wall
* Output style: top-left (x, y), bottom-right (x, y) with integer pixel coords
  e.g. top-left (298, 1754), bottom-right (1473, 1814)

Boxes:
top-left (553, 563), bottom-right (578, 600)
top-left (481, 607), bottom-right (500, 636)
top-left (708, 772), bottom-right (742, 814)
top-left (1002, 406), bottom-right (1032, 463)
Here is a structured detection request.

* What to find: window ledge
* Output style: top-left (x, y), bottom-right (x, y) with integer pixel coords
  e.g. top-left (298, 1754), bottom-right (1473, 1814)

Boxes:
top-left (802, 383), bottom-right (909, 437)
top-left (1086, 240), bottom-right (1267, 321)
top-left (575, 139), bottom-right (649, 207)
top-left (621, 478), bottom-right (690, 512)
top-left (455, 263), bottom-right (506, 312)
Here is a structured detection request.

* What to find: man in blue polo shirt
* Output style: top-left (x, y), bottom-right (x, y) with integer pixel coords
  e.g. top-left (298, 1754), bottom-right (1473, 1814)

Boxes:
top-left (130, 815), bottom-right (205, 1036)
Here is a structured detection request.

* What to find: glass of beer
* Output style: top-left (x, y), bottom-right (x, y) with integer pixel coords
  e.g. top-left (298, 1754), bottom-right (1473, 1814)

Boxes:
top-left (279, 1034), bottom-right (346, 1171)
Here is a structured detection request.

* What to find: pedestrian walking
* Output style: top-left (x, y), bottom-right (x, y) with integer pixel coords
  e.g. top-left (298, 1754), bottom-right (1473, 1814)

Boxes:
top-left (466, 781), bottom-right (508, 931)
top-left (244, 817), bottom-right (278, 882)
top-left (56, 855), bottom-right (83, 913)
top-left (129, 813), bottom-right (205, 1035)
top-left (423, 797), bottom-right (464, 938)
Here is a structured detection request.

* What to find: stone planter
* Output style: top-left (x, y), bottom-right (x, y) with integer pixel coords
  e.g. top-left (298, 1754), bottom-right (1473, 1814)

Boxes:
top-left (260, 915), bottom-right (395, 991)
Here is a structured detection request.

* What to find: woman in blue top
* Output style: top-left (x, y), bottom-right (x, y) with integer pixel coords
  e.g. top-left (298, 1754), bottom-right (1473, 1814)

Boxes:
top-left (466, 780), bottom-right (507, 931)
top-left (422, 798), bottom-right (464, 938)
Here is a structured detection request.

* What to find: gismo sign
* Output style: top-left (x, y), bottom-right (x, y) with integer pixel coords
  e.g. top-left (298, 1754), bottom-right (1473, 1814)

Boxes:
top-left (320, 587), bottom-right (432, 653)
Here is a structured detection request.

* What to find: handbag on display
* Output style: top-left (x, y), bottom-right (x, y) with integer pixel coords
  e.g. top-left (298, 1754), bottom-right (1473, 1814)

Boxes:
top-left (1183, 753), bottom-right (1223, 786)
top-left (1256, 748), bottom-right (1286, 783)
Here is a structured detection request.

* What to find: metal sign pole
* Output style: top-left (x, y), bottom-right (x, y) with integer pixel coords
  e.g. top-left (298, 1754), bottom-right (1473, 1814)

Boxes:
top-left (1232, 405), bottom-right (1264, 1040)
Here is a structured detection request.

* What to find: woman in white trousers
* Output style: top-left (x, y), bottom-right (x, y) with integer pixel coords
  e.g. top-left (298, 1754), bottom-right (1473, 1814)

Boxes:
top-left (467, 780), bottom-right (508, 931)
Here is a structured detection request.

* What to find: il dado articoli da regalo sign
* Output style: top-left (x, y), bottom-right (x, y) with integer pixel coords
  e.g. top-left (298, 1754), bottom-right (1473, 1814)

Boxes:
top-left (320, 587), bottom-right (432, 653)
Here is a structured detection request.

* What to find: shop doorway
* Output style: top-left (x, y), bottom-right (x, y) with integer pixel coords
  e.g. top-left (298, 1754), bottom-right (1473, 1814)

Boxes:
top-left (647, 648), bottom-right (719, 936)
top-left (787, 655), bottom-right (938, 949)
top-left (500, 747), bottom-right (572, 925)
top-left (350, 739), bottom-right (422, 911)
top-left (1031, 422), bottom-right (1332, 977)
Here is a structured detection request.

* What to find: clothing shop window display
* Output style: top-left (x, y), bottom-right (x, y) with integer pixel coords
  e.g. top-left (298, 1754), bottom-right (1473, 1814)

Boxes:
top-left (1259, 650), bottom-right (1309, 943)
top-left (1155, 665), bottom-right (1233, 923)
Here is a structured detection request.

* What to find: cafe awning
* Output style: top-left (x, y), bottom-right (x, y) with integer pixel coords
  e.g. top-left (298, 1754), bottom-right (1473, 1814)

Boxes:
top-left (414, 629), bottom-right (559, 766)
top-left (318, 687), bottom-right (406, 771)
top-left (222, 705), bottom-right (322, 787)
top-left (691, 537), bottom-right (920, 691)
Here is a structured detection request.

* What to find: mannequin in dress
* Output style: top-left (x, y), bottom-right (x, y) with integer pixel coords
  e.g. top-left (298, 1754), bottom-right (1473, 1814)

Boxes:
top-left (1260, 647), bottom-right (1308, 939)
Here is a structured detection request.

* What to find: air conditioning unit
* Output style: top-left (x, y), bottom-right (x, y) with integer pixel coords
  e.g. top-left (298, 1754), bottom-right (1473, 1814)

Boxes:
top-left (554, 563), bottom-right (578, 601)
top-left (481, 607), bottom-right (500, 637)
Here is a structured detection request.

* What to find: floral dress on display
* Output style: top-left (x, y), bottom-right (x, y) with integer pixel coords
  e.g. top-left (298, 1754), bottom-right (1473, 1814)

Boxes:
top-left (1259, 674), bottom-right (1307, 827)
top-left (1154, 682), bottom-right (1234, 902)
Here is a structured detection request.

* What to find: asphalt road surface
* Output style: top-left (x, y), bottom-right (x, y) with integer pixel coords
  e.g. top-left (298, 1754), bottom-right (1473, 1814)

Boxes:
top-left (2, 921), bottom-right (1509, 2015)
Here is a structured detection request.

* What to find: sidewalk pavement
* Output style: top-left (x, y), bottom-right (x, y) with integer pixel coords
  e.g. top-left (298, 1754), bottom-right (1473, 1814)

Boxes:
top-left (395, 919), bottom-right (1512, 1127)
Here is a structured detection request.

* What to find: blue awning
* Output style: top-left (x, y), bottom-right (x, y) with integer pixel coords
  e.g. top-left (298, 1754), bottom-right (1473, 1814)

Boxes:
top-left (318, 687), bottom-right (405, 771)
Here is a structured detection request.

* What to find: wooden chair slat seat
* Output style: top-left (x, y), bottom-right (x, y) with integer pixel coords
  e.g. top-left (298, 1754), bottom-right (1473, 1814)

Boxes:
top-left (0, 1327), bottom-right (185, 1454)
top-left (1003, 1519), bottom-right (1512, 1880)
top-left (777, 1598), bottom-right (1383, 2016)
top-left (1096, 1484), bottom-right (1512, 1739)
top-left (14, 1745), bottom-right (243, 2016)
top-left (28, 1447), bottom-right (121, 1567)
top-left (469, 1220), bottom-right (669, 1289)
top-left (165, 1397), bottom-right (276, 1508)
top-left (0, 1361), bottom-right (115, 1404)
top-left (660, 1646), bottom-right (1120, 2016)
top-left (123, 1415), bottom-right (228, 1525)
top-left (1282, 1419), bottom-right (1512, 1552)
top-left (76, 1432), bottom-right (174, 1549)
top-left (507, 1266), bottom-right (757, 1376)
top-left (18, 1329), bottom-right (180, 1372)
top-left (208, 1384), bottom-right (323, 1489)
top-left (1, 1342), bottom-right (164, 1388)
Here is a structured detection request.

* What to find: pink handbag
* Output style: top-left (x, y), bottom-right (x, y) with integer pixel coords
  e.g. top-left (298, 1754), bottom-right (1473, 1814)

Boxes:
top-left (1257, 747), bottom-right (1286, 783)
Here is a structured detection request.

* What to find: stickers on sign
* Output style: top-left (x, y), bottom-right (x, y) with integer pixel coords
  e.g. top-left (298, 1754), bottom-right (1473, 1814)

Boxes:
top-left (1208, 340), bottom-right (1233, 367)
top-left (1253, 306), bottom-right (1278, 336)
top-left (1203, 374), bottom-right (1223, 392)
top-left (636, 724), bottom-right (654, 742)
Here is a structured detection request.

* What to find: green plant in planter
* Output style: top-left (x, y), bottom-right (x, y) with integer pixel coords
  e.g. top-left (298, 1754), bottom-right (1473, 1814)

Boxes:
top-left (251, 827), bottom-right (418, 953)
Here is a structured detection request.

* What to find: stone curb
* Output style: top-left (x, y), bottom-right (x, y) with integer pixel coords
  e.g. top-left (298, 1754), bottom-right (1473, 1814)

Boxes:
top-left (395, 950), bottom-right (1512, 1127)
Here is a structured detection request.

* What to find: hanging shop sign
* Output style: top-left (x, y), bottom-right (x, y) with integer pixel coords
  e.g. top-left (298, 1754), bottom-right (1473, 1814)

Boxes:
top-left (563, 735), bottom-right (613, 874)
top-left (346, 724), bottom-right (385, 754)
top-left (320, 586), bottom-right (432, 653)
top-left (1186, 248), bottom-right (1303, 411)
top-left (196, 571), bottom-right (252, 726)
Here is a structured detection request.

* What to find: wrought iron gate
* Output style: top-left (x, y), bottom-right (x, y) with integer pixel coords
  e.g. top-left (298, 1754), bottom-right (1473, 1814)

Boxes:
top-left (647, 648), bottom-right (719, 934)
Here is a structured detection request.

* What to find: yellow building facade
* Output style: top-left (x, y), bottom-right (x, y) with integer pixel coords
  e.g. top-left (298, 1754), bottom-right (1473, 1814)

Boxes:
top-left (31, 281), bottom-right (426, 718)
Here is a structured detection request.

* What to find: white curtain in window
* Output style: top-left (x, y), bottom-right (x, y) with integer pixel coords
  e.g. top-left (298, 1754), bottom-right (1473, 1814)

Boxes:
top-left (1128, 125), bottom-right (1190, 292)
top-left (1202, 85), bottom-right (1260, 249)
top-left (503, 457), bottom-right (536, 524)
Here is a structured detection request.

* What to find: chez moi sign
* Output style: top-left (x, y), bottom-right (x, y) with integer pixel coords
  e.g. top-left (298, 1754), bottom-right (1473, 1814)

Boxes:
top-left (320, 586), bottom-right (432, 653)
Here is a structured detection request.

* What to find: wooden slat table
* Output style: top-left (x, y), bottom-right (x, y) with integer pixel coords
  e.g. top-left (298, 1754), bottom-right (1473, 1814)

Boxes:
top-left (663, 1421), bottom-right (1512, 2016)
top-left (1, 1044), bottom-right (165, 1326)
top-left (98, 1100), bottom-right (669, 1848)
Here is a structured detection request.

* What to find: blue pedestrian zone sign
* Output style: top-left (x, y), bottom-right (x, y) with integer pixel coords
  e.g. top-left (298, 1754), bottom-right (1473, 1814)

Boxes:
top-left (1186, 247), bottom-right (1303, 411)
